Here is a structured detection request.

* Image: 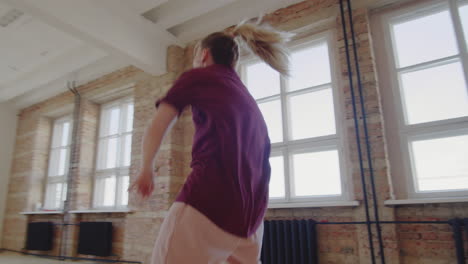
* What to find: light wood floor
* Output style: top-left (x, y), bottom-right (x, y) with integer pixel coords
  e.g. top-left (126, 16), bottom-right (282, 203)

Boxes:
top-left (0, 252), bottom-right (99, 264)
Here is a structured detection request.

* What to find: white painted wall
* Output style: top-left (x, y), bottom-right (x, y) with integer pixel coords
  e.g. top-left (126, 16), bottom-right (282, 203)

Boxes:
top-left (0, 102), bottom-right (18, 247)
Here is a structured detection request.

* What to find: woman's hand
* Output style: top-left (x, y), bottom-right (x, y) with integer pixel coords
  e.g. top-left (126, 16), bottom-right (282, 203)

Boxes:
top-left (129, 168), bottom-right (155, 198)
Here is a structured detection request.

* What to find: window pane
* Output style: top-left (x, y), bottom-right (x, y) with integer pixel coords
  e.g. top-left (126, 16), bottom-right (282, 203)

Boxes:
top-left (51, 123), bottom-right (62, 148)
top-left (269, 156), bottom-right (285, 199)
top-left (400, 62), bottom-right (468, 124)
top-left (288, 42), bottom-right (331, 91)
top-left (289, 88), bottom-right (336, 140)
top-left (105, 137), bottom-right (118, 169)
top-left (61, 121), bottom-right (70, 147)
top-left (44, 184), bottom-right (55, 209)
top-left (258, 100), bottom-right (283, 143)
top-left (119, 176), bottom-right (130, 206)
top-left (125, 103), bottom-right (134, 132)
top-left (245, 62), bottom-right (280, 99)
top-left (62, 183), bottom-right (67, 205)
top-left (391, 11), bottom-right (458, 68)
top-left (106, 107), bottom-right (121, 136)
top-left (55, 183), bottom-right (63, 208)
top-left (291, 149), bottom-right (341, 197)
top-left (44, 183), bottom-right (63, 209)
top-left (95, 176), bottom-right (116, 207)
top-left (122, 134), bottom-right (132, 167)
top-left (411, 135), bottom-right (468, 192)
top-left (48, 149), bottom-right (60, 176)
top-left (459, 4), bottom-right (468, 46)
top-left (97, 140), bottom-right (105, 170)
top-left (103, 177), bottom-right (116, 206)
top-left (58, 148), bottom-right (68, 176)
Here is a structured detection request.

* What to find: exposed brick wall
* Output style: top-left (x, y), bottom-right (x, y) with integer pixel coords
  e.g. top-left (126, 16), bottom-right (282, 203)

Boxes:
top-left (0, 54), bottom-right (185, 263)
top-left (3, 115), bottom-right (53, 250)
top-left (0, 103), bottom-right (17, 248)
top-left (71, 99), bottom-right (100, 210)
top-left (2, 1), bottom-right (468, 264)
top-left (396, 204), bottom-right (468, 263)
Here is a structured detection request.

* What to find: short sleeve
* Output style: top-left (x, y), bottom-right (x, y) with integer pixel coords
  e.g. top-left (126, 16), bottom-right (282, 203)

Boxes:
top-left (155, 70), bottom-right (201, 113)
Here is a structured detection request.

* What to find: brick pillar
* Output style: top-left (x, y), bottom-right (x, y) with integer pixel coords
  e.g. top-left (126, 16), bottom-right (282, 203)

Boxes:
top-left (69, 99), bottom-right (100, 211)
top-left (123, 45), bottom-right (186, 264)
top-left (337, 7), bottom-right (399, 264)
top-left (2, 115), bottom-right (51, 250)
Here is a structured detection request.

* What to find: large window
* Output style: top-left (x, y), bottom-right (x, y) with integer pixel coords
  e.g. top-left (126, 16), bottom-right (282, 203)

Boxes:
top-left (44, 116), bottom-right (72, 210)
top-left (242, 32), bottom-right (348, 206)
top-left (378, 0), bottom-right (468, 198)
top-left (93, 98), bottom-right (133, 208)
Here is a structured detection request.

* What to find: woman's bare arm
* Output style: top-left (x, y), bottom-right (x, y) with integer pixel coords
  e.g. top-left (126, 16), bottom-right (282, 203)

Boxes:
top-left (129, 103), bottom-right (178, 198)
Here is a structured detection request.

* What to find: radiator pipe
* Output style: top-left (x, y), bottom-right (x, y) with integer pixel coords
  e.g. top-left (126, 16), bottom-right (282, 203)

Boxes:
top-left (344, 0), bottom-right (386, 262)
top-left (338, 0), bottom-right (377, 263)
top-left (59, 80), bottom-right (81, 259)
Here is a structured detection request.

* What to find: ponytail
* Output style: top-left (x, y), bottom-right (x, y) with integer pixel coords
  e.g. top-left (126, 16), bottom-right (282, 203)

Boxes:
top-left (232, 20), bottom-right (293, 76)
top-left (200, 19), bottom-right (293, 76)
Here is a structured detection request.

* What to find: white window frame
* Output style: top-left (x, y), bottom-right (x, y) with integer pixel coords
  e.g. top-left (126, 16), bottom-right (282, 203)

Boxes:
top-left (375, 0), bottom-right (468, 200)
top-left (93, 97), bottom-right (133, 209)
top-left (43, 115), bottom-right (72, 210)
top-left (240, 31), bottom-right (353, 207)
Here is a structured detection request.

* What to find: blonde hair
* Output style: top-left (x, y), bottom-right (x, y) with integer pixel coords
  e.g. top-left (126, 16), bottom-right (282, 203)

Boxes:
top-left (232, 20), bottom-right (293, 76)
top-left (200, 19), bottom-right (293, 76)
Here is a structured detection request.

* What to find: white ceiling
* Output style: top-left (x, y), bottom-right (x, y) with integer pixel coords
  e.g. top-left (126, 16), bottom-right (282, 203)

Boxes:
top-left (0, 0), bottom-right (305, 109)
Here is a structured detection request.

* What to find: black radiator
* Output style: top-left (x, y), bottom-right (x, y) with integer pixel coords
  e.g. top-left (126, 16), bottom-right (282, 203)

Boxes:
top-left (77, 222), bottom-right (113, 256)
top-left (261, 219), bottom-right (318, 264)
top-left (464, 218), bottom-right (468, 246)
top-left (25, 222), bottom-right (54, 251)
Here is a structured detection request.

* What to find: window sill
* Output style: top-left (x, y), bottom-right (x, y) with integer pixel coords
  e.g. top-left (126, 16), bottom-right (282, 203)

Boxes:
top-left (20, 211), bottom-right (64, 215)
top-left (385, 197), bottom-right (468, 206)
top-left (268, 200), bottom-right (359, 209)
top-left (69, 209), bottom-right (133, 214)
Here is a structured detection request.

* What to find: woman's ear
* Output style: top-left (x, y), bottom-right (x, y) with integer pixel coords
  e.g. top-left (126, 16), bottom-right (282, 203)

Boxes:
top-left (201, 48), bottom-right (210, 64)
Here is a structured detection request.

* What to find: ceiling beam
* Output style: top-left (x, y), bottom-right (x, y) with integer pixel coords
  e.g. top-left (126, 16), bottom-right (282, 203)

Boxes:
top-left (2, 0), bottom-right (180, 75)
top-left (146, 0), bottom-right (236, 30)
top-left (0, 45), bottom-right (106, 101)
top-left (171, 0), bottom-right (305, 43)
top-left (120, 0), bottom-right (168, 14)
top-left (7, 55), bottom-right (129, 109)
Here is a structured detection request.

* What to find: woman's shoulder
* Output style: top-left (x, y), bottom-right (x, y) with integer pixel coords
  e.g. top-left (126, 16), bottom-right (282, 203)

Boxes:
top-left (183, 64), bottom-right (232, 77)
top-left (183, 65), bottom-right (215, 75)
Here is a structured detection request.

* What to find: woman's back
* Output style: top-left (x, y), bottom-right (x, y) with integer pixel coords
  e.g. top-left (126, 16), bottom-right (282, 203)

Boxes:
top-left (158, 64), bottom-right (271, 237)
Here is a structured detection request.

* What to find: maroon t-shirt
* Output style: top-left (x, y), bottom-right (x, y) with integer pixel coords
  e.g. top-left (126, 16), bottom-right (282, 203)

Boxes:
top-left (156, 64), bottom-right (271, 238)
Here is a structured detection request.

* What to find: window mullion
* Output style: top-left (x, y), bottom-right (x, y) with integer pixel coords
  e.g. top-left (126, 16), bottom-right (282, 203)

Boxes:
top-left (280, 72), bottom-right (289, 144)
top-left (285, 82), bottom-right (332, 97)
top-left (450, 0), bottom-right (468, 95)
top-left (120, 102), bottom-right (127, 135)
top-left (101, 138), bottom-right (108, 170)
top-left (283, 147), bottom-right (292, 202)
top-left (279, 74), bottom-right (291, 201)
top-left (256, 94), bottom-right (281, 104)
top-left (115, 173), bottom-right (121, 207)
top-left (116, 103), bottom-right (126, 168)
top-left (57, 122), bottom-right (63, 150)
top-left (397, 55), bottom-right (459, 74)
top-left (64, 145), bottom-right (71, 180)
top-left (100, 108), bottom-right (107, 138)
